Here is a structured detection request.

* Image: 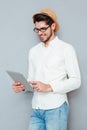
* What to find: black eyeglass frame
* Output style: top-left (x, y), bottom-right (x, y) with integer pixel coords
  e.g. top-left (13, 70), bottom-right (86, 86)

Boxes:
top-left (33, 25), bottom-right (50, 33)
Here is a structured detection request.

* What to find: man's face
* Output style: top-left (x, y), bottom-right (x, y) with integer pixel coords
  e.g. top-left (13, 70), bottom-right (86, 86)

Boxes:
top-left (34, 21), bottom-right (54, 44)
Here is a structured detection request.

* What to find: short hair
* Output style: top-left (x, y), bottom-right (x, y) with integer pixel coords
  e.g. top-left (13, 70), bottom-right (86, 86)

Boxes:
top-left (33, 14), bottom-right (54, 26)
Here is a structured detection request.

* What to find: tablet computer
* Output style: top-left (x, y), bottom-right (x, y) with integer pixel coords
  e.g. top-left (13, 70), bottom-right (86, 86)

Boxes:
top-left (6, 70), bottom-right (34, 92)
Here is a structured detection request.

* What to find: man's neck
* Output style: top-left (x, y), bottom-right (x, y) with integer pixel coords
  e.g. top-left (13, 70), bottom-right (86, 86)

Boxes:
top-left (44, 34), bottom-right (56, 47)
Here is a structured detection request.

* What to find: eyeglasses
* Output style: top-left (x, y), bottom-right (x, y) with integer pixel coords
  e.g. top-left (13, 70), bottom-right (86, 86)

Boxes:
top-left (33, 25), bottom-right (50, 33)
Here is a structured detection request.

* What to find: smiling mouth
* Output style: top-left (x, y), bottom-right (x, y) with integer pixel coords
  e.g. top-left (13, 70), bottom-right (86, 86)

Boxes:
top-left (39, 35), bottom-right (44, 38)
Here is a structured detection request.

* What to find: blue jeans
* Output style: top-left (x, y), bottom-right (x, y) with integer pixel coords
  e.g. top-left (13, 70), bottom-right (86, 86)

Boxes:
top-left (28, 102), bottom-right (69, 130)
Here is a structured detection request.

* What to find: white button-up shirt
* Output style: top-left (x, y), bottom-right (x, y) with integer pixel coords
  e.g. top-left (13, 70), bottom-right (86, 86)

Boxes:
top-left (27, 36), bottom-right (81, 109)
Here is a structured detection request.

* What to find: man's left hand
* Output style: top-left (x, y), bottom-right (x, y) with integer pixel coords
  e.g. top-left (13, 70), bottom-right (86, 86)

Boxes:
top-left (29, 81), bottom-right (53, 92)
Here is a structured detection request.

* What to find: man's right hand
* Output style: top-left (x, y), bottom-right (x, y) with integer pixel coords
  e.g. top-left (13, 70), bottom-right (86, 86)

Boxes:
top-left (12, 82), bottom-right (25, 93)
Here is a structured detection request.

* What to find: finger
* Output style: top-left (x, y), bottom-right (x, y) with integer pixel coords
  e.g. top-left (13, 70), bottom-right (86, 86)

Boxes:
top-left (35, 87), bottom-right (41, 92)
top-left (14, 89), bottom-right (22, 93)
top-left (20, 85), bottom-right (25, 90)
top-left (13, 82), bottom-right (21, 86)
top-left (29, 81), bottom-right (37, 85)
top-left (13, 86), bottom-right (24, 92)
top-left (32, 84), bottom-right (38, 89)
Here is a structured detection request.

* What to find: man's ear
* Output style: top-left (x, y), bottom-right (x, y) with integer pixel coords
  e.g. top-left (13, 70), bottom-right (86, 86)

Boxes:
top-left (51, 23), bottom-right (56, 31)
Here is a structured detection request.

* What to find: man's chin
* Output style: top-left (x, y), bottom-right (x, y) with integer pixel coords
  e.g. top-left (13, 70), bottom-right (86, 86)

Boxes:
top-left (40, 38), bottom-right (46, 42)
top-left (39, 37), bottom-right (48, 43)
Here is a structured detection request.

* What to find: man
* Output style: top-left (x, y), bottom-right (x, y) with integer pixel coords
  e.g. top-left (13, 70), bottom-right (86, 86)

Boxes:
top-left (12, 8), bottom-right (81, 130)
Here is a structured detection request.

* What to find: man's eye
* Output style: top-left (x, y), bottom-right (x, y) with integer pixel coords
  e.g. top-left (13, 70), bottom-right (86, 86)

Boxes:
top-left (41, 28), bottom-right (46, 30)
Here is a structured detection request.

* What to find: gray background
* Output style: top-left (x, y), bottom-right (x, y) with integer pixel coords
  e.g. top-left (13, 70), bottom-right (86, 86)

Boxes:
top-left (0, 0), bottom-right (87, 130)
